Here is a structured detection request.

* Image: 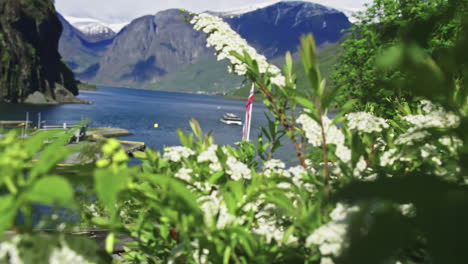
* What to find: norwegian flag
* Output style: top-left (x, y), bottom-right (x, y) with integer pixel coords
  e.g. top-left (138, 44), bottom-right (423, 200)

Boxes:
top-left (242, 84), bottom-right (255, 141)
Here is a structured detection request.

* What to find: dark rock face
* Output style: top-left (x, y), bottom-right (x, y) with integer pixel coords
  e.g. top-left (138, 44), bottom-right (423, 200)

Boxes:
top-left (0, 0), bottom-right (77, 103)
top-left (224, 1), bottom-right (351, 57)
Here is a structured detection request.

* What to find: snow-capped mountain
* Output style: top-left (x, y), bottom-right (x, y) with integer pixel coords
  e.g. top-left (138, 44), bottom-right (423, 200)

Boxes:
top-left (64, 16), bottom-right (129, 42)
top-left (217, 0), bottom-right (280, 16)
top-left (219, 0), bottom-right (364, 22)
top-left (59, 1), bottom-right (351, 90)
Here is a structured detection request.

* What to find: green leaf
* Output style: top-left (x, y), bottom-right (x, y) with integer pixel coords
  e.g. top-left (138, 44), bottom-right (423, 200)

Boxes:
top-left (299, 34), bottom-right (322, 96)
top-left (190, 119), bottom-right (203, 139)
top-left (223, 246), bottom-right (232, 264)
top-left (0, 195), bottom-right (16, 237)
top-left (177, 128), bottom-right (193, 148)
top-left (26, 176), bottom-right (75, 208)
top-left (295, 96), bottom-right (315, 110)
top-left (105, 232), bottom-right (115, 254)
top-left (208, 171), bottom-right (225, 185)
top-left (29, 131), bottom-right (80, 182)
top-left (94, 169), bottom-right (129, 216)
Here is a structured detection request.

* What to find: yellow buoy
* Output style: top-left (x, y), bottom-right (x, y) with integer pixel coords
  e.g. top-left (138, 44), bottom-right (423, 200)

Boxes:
top-left (154, 123), bottom-right (159, 128)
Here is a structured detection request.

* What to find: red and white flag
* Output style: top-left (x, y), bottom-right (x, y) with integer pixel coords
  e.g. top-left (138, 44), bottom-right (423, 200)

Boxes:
top-left (242, 84), bottom-right (255, 141)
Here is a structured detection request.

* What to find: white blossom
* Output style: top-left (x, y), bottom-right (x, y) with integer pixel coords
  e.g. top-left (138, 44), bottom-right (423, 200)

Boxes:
top-left (253, 216), bottom-right (297, 246)
top-left (226, 156), bottom-right (251, 181)
top-left (403, 100), bottom-right (460, 129)
top-left (191, 13), bottom-right (285, 87)
top-left (198, 192), bottom-right (238, 229)
top-left (174, 168), bottom-right (193, 182)
top-left (399, 203), bottom-right (416, 217)
top-left (353, 157), bottom-right (367, 177)
top-left (306, 203), bottom-right (360, 260)
top-left (380, 149), bottom-right (398, 167)
top-left (395, 129), bottom-right (430, 145)
top-left (346, 112), bottom-right (389, 133)
top-left (297, 114), bottom-right (350, 163)
top-left (198, 145), bottom-right (223, 172)
top-left (49, 244), bottom-right (93, 264)
top-left (163, 146), bottom-right (195, 162)
top-left (0, 238), bottom-right (22, 264)
top-left (263, 159), bottom-right (288, 177)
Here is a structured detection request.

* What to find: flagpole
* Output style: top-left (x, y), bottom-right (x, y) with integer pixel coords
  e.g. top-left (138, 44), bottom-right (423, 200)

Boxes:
top-left (242, 84), bottom-right (255, 141)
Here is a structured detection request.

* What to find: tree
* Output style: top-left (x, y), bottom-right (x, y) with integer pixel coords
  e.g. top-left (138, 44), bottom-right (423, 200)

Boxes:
top-left (331, 0), bottom-right (468, 116)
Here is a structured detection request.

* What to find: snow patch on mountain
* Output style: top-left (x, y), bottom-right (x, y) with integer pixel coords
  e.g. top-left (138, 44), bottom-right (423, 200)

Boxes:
top-left (64, 16), bottom-right (129, 34)
top-left (219, 0), bottom-right (364, 22)
top-left (219, 0), bottom-right (280, 16)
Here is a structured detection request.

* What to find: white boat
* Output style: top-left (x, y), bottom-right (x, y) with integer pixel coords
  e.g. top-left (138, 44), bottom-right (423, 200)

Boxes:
top-left (220, 113), bottom-right (243, 126)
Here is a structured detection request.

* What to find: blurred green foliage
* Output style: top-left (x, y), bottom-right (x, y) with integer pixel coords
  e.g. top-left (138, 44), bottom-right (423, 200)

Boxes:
top-left (331, 0), bottom-right (468, 117)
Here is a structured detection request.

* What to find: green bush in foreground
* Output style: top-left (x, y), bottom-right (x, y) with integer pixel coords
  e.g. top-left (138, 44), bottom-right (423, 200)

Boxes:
top-left (0, 8), bottom-right (467, 264)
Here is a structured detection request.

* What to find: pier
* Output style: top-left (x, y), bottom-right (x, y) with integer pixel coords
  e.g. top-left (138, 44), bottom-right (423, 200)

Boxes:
top-left (0, 120), bottom-right (33, 128)
top-left (1, 118), bottom-right (146, 166)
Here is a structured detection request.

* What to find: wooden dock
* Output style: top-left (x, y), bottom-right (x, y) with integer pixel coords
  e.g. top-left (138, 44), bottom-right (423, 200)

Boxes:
top-left (120, 140), bottom-right (146, 154)
top-left (0, 120), bottom-right (32, 128)
top-left (86, 127), bottom-right (133, 138)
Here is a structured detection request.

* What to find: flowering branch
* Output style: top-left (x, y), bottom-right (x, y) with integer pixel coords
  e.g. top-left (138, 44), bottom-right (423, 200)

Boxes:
top-left (189, 12), bottom-right (306, 167)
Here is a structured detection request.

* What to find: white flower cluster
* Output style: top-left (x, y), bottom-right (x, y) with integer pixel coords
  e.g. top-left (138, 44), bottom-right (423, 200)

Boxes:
top-left (174, 167), bottom-right (193, 182)
top-left (253, 215), bottom-right (298, 246)
top-left (191, 240), bottom-right (211, 264)
top-left (395, 101), bottom-right (460, 146)
top-left (353, 157), bottom-right (368, 178)
top-left (163, 146), bottom-right (195, 162)
top-left (297, 114), bottom-right (351, 163)
top-left (190, 13), bottom-right (285, 87)
top-left (0, 237), bottom-right (22, 264)
top-left (198, 145), bottom-right (251, 181)
top-left (399, 203), bottom-right (416, 217)
top-left (380, 149), bottom-right (398, 167)
top-left (405, 100), bottom-right (461, 129)
top-left (198, 192), bottom-right (239, 229)
top-left (394, 130), bottom-right (430, 145)
top-left (439, 136), bottom-right (463, 154)
top-left (197, 145), bottom-right (222, 172)
top-left (263, 159), bottom-right (287, 177)
top-left (306, 203), bottom-right (360, 263)
top-left (346, 112), bottom-right (389, 133)
top-left (226, 156), bottom-right (252, 181)
top-left (49, 243), bottom-right (93, 264)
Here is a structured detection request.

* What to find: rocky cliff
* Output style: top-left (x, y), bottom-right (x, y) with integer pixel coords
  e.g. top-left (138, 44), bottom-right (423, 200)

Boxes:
top-left (0, 0), bottom-right (78, 103)
top-left (92, 9), bottom-right (211, 88)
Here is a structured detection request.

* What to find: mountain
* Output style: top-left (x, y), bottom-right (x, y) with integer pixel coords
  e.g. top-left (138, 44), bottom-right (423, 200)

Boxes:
top-left (58, 1), bottom-right (351, 93)
top-left (221, 1), bottom-right (350, 58)
top-left (58, 14), bottom-right (115, 79)
top-left (0, 0), bottom-right (79, 104)
top-left (63, 16), bottom-right (129, 42)
top-left (90, 10), bottom-right (212, 88)
top-left (70, 21), bottom-right (116, 43)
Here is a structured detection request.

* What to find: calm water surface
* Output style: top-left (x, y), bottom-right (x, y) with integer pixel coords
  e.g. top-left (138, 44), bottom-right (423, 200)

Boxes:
top-left (0, 86), bottom-right (295, 161)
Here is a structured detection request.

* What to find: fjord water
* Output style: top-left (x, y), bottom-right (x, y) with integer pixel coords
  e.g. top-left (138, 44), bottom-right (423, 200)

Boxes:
top-left (0, 86), bottom-right (292, 159)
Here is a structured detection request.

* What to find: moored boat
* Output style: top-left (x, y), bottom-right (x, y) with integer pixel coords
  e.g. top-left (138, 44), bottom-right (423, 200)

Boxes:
top-left (220, 113), bottom-right (242, 126)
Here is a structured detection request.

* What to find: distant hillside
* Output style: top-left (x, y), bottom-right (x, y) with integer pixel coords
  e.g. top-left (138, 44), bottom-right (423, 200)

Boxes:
top-left (58, 1), bottom-right (350, 94)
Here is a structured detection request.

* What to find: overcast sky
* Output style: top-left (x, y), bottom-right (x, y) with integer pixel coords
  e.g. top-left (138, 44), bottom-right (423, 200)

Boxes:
top-left (55, 0), bottom-right (371, 23)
